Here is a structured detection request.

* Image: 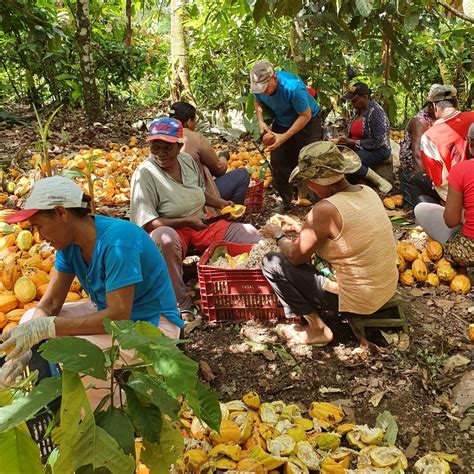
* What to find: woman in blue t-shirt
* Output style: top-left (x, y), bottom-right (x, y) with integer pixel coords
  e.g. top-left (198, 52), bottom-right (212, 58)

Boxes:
top-left (0, 177), bottom-right (183, 386)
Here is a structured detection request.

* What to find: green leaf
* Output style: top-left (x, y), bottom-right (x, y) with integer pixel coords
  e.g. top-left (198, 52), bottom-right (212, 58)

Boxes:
top-left (139, 417), bottom-right (184, 474)
top-left (61, 167), bottom-right (85, 179)
top-left (356, 0), bottom-right (374, 17)
top-left (0, 377), bottom-right (61, 432)
top-left (0, 423), bottom-right (43, 473)
top-left (127, 375), bottom-right (181, 419)
top-left (194, 381), bottom-right (222, 432)
top-left (375, 410), bottom-right (398, 445)
top-left (55, 370), bottom-right (135, 474)
top-left (209, 245), bottom-right (228, 264)
top-left (40, 337), bottom-right (107, 380)
top-left (124, 386), bottom-right (163, 443)
top-left (95, 407), bottom-right (135, 456)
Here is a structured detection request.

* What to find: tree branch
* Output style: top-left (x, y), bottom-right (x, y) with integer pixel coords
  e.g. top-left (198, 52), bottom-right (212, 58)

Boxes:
top-left (437, 0), bottom-right (474, 23)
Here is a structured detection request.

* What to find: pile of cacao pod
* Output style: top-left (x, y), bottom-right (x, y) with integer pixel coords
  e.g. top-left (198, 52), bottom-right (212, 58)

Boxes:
top-left (171, 392), bottom-right (456, 473)
top-left (397, 240), bottom-right (471, 294)
top-left (0, 218), bottom-right (88, 334)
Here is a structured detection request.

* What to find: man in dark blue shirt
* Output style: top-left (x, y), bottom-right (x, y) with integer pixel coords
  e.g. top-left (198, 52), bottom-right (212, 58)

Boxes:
top-left (250, 61), bottom-right (322, 212)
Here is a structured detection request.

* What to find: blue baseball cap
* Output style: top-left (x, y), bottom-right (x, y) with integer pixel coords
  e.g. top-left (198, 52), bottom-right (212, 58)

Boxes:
top-left (147, 117), bottom-right (184, 143)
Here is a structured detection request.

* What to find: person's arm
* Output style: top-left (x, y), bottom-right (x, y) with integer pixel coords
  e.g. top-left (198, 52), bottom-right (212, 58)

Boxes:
top-left (199, 134), bottom-right (227, 177)
top-left (254, 100), bottom-right (270, 135)
top-left (268, 107), bottom-right (311, 152)
top-left (407, 117), bottom-right (430, 172)
top-left (31, 270), bottom-right (74, 318)
top-left (204, 189), bottom-right (232, 210)
top-left (55, 285), bottom-right (135, 336)
top-left (144, 215), bottom-right (206, 232)
top-left (443, 184), bottom-right (464, 228)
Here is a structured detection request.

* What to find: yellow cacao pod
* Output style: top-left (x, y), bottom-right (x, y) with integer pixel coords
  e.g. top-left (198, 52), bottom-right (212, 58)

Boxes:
top-left (391, 194), bottom-right (403, 207)
top-left (2, 321), bottom-right (18, 333)
top-left (437, 263), bottom-right (457, 282)
top-left (426, 241), bottom-right (443, 261)
top-left (0, 293), bottom-right (19, 313)
top-left (243, 391), bottom-right (261, 410)
top-left (28, 244), bottom-right (41, 257)
top-left (1, 260), bottom-right (21, 291)
top-left (412, 259), bottom-right (428, 282)
top-left (16, 230), bottom-right (33, 251)
top-left (396, 253), bottom-right (407, 272)
top-left (209, 419), bottom-right (241, 444)
top-left (14, 276), bottom-right (37, 303)
top-left (308, 402), bottom-right (344, 428)
top-left (0, 234), bottom-right (16, 250)
top-left (182, 449), bottom-right (208, 471)
top-left (397, 243), bottom-right (418, 262)
top-left (22, 267), bottom-right (50, 288)
top-left (399, 270), bottom-right (414, 286)
top-left (36, 283), bottom-right (49, 300)
top-left (41, 255), bottom-right (56, 273)
top-left (22, 254), bottom-right (43, 270)
top-left (450, 275), bottom-right (471, 294)
top-left (469, 324), bottom-right (474, 342)
top-left (426, 273), bottom-right (440, 287)
top-left (236, 458), bottom-right (266, 474)
top-left (383, 198), bottom-right (395, 210)
top-left (70, 277), bottom-right (82, 293)
top-left (6, 308), bottom-right (26, 322)
top-left (65, 292), bottom-right (81, 303)
top-left (0, 312), bottom-right (7, 330)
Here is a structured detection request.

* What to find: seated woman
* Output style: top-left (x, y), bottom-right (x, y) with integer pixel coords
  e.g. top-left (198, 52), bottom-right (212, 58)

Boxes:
top-left (169, 102), bottom-right (250, 205)
top-left (130, 118), bottom-right (260, 317)
top-left (333, 82), bottom-right (392, 194)
top-left (260, 142), bottom-right (398, 345)
top-left (0, 176), bottom-right (183, 405)
top-left (414, 123), bottom-right (474, 267)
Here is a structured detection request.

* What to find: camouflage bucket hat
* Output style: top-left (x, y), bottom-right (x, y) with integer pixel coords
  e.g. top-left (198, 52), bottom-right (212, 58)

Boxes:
top-left (289, 141), bottom-right (361, 184)
top-left (427, 84), bottom-right (457, 102)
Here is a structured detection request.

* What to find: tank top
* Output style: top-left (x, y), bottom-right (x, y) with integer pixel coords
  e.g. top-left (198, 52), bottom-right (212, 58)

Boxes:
top-left (317, 185), bottom-right (398, 314)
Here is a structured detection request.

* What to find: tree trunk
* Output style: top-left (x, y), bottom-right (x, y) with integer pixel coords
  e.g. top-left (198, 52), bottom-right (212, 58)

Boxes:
top-left (170, 0), bottom-right (193, 102)
top-left (288, 22), bottom-right (306, 75)
top-left (124, 0), bottom-right (132, 48)
top-left (76, 0), bottom-right (101, 122)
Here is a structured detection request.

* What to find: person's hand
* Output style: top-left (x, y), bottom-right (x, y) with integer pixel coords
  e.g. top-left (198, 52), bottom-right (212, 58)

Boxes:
top-left (0, 317), bottom-right (56, 361)
top-left (259, 223), bottom-right (282, 239)
top-left (330, 137), bottom-right (340, 145)
top-left (0, 350), bottom-right (32, 389)
top-left (276, 215), bottom-right (302, 233)
top-left (186, 216), bottom-right (208, 230)
top-left (338, 136), bottom-right (356, 147)
top-left (220, 200), bottom-right (234, 210)
top-left (259, 122), bottom-right (271, 135)
top-left (267, 132), bottom-right (288, 151)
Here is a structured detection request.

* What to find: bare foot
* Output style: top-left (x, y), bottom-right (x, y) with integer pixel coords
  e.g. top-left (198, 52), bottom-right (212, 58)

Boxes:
top-left (277, 323), bottom-right (333, 345)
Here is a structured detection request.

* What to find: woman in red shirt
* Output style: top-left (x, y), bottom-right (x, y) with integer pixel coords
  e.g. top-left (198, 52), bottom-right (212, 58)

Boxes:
top-left (414, 123), bottom-right (474, 267)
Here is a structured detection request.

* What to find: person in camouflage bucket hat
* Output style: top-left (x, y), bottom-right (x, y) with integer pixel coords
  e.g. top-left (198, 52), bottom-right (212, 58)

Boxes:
top-left (289, 141), bottom-right (361, 186)
top-left (260, 140), bottom-right (398, 346)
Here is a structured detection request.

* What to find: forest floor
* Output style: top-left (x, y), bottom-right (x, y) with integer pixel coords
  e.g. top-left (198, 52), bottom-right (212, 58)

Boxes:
top-left (1, 106), bottom-right (473, 471)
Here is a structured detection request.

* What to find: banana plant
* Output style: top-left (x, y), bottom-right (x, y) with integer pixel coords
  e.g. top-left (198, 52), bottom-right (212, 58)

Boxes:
top-left (32, 104), bottom-right (63, 178)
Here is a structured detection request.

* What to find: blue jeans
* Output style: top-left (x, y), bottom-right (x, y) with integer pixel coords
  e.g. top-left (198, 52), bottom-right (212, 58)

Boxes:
top-left (215, 168), bottom-right (250, 204)
top-left (349, 147), bottom-right (391, 179)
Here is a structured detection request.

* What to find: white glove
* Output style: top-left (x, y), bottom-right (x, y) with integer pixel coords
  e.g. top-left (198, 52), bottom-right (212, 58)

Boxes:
top-left (0, 317), bottom-right (56, 361)
top-left (0, 350), bottom-right (32, 389)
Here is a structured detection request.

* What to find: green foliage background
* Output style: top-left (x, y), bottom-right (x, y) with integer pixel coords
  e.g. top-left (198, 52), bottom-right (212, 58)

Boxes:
top-left (0, 0), bottom-right (472, 125)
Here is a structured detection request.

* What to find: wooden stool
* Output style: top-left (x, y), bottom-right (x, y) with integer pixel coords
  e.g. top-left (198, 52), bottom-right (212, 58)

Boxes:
top-left (344, 293), bottom-right (406, 344)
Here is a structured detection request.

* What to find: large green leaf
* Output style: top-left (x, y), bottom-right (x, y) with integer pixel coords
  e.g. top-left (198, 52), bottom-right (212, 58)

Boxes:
top-left (0, 423), bottom-right (43, 473)
top-left (0, 377), bottom-right (61, 432)
top-left (40, 337), bottom-right (107, 380)
top-left (185, 381), bottom-right (221, 432)
top-left (124, 386), bottom-right (163, 443)
top-left (375, 410), bottom-right (398, 445)
top-left (127, 375), bottom-right (181, 419)
top-left (54, 370), bottom-right (134, 474)
top-left (95, 407), bottom-right (135, 456)
top-left (139, 417), bottom-right (184, 474)
top-left (356, 0), bottom-right (374, 17)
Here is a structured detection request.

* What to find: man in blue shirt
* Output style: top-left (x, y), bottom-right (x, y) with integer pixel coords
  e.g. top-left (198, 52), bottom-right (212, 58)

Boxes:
top-left (250, 60), bottom-right (322, 212)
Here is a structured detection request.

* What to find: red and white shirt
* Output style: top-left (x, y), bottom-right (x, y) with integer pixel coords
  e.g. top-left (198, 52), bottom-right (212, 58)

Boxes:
top-left (420, 110), bottom-right (474, 201)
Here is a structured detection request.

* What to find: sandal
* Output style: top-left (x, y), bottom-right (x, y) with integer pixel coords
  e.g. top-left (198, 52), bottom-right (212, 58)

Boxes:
top-left (180, 306), bottom-right (200, 323)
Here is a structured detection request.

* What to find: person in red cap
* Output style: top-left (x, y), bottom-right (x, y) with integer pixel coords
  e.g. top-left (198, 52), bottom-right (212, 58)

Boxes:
top-left (130, 117), bottom-right (261, 319)
top-left (0, 176), bottom-right (183, 405)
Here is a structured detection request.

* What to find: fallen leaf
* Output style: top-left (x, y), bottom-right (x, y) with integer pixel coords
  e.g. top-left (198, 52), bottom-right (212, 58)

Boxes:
top-left (262, 349), bottom-right (276, 361)
top-left (410, 288), bottom-right (424, 297)
top-left (459, 414), bottom-right (474, 431)
top-left (404, 435), bottom-right (420, 459)
top-left (352, 386), bottom-right (367, 396)
top-left (199, 360), bottom-right (215, 382)
top-left (397, 333), bottom-right (410, 351)
top-left (319, 386), bottom-right (344, 394)
top-left (452, 370), bottom-right (474, 414)
top-left (381, 330), bottom-right (399, 345)
top-left (369, 391), bottom-right (385, 407)
top-left (375, 411), bottom-right (398, 445)
top-left (442, 354), bottom-right (470, 373)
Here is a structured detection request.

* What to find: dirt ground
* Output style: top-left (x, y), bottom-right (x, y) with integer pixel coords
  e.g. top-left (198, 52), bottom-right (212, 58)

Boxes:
top-left (1, 106), bottom-right (473, 471)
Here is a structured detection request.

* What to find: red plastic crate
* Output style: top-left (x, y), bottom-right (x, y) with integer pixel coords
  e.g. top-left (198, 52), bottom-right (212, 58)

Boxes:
top-left (244, 179), bottom-right (264, 214)
top-left (198, 241), bottom-right (284, 322)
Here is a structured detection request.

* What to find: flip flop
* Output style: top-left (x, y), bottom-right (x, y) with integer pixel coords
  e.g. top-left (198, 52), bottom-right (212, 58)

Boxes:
top-left (180, 306), bottom-right (200, 323)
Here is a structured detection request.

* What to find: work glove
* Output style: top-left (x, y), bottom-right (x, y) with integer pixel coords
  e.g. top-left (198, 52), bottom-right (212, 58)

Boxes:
top-left (0, 317), bottom-right (56, 361)
top-left (0, 350), bottom-right (32, 389)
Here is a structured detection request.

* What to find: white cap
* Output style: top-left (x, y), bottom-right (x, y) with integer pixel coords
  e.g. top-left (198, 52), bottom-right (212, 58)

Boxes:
top-left (6, 176), bottom-right (87, 223)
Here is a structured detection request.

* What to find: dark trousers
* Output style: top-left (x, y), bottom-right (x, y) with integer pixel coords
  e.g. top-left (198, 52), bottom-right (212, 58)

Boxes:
top-left (401, 170), bottom-right (440, 208)
top-left (271, 116), bottom-right (322, 204)
top-left (215, 168), bottom-right (250, 205)
top-left (348, 147), bottom-right (391, 179)
top-left (261, 252), bottom-right (338, 318)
